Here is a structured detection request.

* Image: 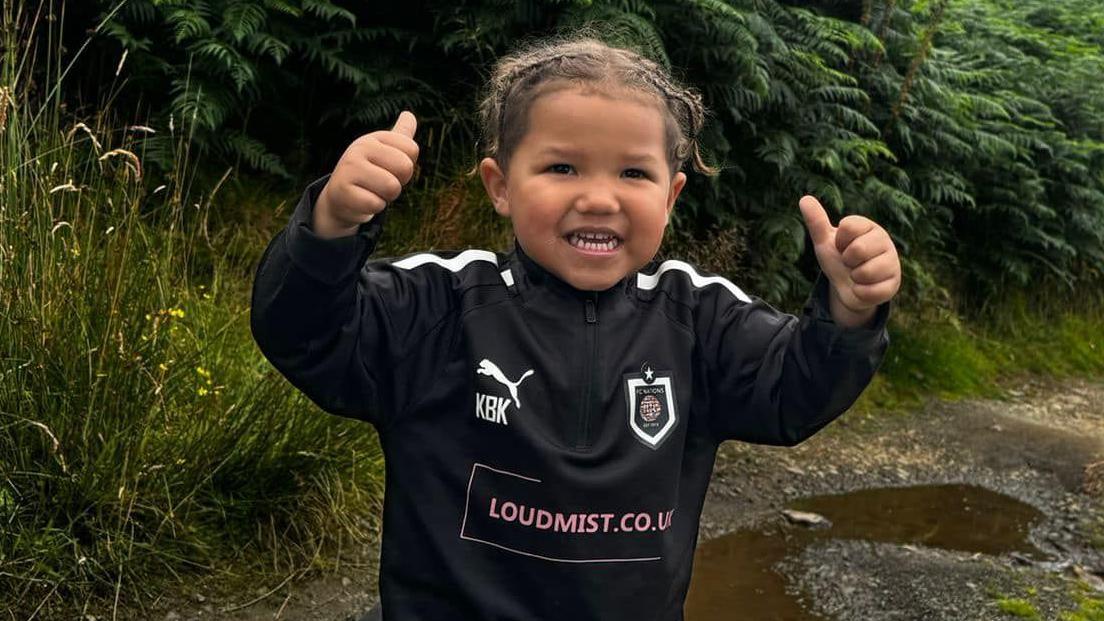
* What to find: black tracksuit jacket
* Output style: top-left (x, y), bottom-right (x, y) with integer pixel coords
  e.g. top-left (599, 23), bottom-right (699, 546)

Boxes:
top-left (250, 176), bottom-right (891, 620)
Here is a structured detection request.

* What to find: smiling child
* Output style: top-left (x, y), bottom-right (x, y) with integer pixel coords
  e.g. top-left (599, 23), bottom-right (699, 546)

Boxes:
top-left (251, 35), bottom-right (898, 621)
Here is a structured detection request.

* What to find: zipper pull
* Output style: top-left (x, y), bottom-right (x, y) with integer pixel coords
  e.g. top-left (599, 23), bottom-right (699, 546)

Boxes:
top-left (585, 297), bottom-right (597, 324)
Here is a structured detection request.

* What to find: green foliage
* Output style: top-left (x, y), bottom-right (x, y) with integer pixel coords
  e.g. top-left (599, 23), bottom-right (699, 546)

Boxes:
top-left (77, 0), bottom-right (1104, 308)
top-left (845, 284), bottom-right (1104, 417)
top-left (96, 0), bottom-right (432, 178)
top-left (1061, 591), bottom-right (1104, 621)
top-left (912, 0), bottom-right (1104, 307)
top-left (0, 6), bottom-right (384, 615)
top-left (996, 597), bottom-right (1041, 619)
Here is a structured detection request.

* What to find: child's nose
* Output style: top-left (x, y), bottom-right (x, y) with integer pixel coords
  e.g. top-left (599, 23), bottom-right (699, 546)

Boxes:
top-left (573, 180), bottom-right (620, 214)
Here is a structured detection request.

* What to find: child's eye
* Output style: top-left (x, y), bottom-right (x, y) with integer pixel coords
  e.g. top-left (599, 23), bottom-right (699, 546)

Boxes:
top-left (548, 163), bottom-right (574, 174)
top-left (623, 168), bottom-right (650, 180)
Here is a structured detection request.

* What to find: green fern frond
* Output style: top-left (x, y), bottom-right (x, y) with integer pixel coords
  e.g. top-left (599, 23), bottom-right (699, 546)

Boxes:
top-left (193, 38), bottom-right (237, 71)
top-left (101, 21), bottom-right (153, 52)
top-left (303, 0), bottom-right (356, 26)
top-left (755, 131), bottom-right (798, 171)
top-left (822, 104), bottom-right (880, 135)
top-left (224, 131), bottom-right (291, 177)
top-left (691, 0), bottom-right (749, 25)
top-left (261, 0), bottom-right (301, 17)
top-left (120, 0), bottom-right (157, 24)
top-left (243, 31), bottom-right (290, 64)
top-left (222, 1), bottom-right (268, 43)
top-left (811, 85), bottom-right (870, 105)
top-left (168, 7), bottom-right (211, 43)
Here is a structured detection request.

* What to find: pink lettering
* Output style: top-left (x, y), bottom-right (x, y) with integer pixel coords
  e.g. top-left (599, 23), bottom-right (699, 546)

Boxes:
top-left (620, 513), bottom-right (635, 532)
top-left (485, 498), bottom-right (676, 536)
top-left (584, 514), bottom-right (599, 533)
top-left (600, 513), bottom-right (616, 532)
top-left (554, 513), bottom-right (578, 533)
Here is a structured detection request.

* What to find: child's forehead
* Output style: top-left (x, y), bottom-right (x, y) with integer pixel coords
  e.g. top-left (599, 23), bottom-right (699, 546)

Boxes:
top-left (525, 85), bottom-right (669, 139)
top-left (496, 79), bottom-right (679, 174)
top-left (533, 80), bottom-right (665, 114)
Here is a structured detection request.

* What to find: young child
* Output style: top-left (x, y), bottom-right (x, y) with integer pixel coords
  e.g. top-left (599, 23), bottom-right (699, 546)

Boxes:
top-left (251, 36), bottom-right (898, 621)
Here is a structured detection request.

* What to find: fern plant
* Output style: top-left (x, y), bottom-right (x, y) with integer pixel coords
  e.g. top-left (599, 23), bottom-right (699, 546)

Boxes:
top-left (79, 0), bottom-right (1104, 308)
top-left (96, 0), bottom-right (434, 178)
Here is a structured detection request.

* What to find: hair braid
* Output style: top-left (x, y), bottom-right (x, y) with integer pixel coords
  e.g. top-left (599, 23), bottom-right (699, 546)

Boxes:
top-left (473, 35), bottom-right (719, 177)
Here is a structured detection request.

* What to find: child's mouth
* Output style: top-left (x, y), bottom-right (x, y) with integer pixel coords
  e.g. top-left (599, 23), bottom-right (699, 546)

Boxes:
top-left (565, 231), bottom-right (623, 254)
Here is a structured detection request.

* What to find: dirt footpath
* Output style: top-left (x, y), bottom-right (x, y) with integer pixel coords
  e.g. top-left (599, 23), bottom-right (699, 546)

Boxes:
top-left (700, 376), bottom-right (1104, 620)
top-left (162, 376), bottom-right (1104, 620)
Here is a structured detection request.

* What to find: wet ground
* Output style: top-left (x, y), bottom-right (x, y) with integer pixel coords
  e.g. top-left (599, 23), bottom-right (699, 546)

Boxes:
top-left (693, 375), bottom-right (1104, 620)
top-left (685, 484), bottom-right (1047, 620)
top-left (155, 375), bottom-right (1104, 620)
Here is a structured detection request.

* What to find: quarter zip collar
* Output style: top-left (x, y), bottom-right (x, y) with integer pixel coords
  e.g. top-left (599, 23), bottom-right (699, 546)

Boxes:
top-left (509, 239), bottom-right (637, 304)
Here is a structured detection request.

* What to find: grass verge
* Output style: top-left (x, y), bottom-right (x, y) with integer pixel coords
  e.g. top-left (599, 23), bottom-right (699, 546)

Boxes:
top-left (0, 4), bottom-right (382, 618)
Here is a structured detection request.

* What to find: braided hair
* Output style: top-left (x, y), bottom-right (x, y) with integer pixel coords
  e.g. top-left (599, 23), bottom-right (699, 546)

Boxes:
top-left (475, 34), bottom-right (718, 178)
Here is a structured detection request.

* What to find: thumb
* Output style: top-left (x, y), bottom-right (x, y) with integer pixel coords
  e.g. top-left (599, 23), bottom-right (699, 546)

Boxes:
top-left (391, 110), bottom-right (417, 139)
top-left (798, 195), bottom-right (834, 246)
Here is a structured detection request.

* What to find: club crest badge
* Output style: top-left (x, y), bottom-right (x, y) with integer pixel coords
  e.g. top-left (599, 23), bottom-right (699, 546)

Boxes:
top-left (624, 363), bottom-right (678, 450)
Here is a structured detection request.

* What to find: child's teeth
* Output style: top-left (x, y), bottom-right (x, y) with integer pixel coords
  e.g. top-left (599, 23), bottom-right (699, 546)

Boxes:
top-left (568, 233), bottom-right (619, 251)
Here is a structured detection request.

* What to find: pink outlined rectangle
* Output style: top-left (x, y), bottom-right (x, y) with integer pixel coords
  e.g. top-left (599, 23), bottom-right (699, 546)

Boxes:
top-left (459, 462), bottom-right (662, 564)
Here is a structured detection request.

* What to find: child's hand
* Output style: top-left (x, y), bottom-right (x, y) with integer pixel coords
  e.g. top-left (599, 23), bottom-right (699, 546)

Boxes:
top-left (313, 111), bottom-right (420, 238)
top-left (798, 195), bottom-right (901, 328)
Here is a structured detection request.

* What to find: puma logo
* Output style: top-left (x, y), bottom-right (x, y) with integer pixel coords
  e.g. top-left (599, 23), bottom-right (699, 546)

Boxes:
top-left (477, 359), bottom-right (534, 409)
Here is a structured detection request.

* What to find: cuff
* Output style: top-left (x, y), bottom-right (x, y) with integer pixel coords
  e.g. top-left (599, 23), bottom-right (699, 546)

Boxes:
top-left (804, 272), bottom-right (890, 356)
top-left (284, 174), bottom-right (387, 287)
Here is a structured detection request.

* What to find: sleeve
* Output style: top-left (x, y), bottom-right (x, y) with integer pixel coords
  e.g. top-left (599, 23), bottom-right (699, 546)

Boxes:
top-left (249, 174), bottom-right (457, 428)
top-left (700, 272), bottom-right (890, 446)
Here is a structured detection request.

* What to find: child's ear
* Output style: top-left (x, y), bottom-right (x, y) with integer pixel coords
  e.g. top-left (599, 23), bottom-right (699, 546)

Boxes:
top-left (479, 157), bottom-right (511, 217)
top-left (665, 171), bottom-right (687, 223)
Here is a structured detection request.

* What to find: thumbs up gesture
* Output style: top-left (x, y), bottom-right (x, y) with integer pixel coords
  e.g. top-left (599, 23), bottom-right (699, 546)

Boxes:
top-left (313, 111), bottom-right (420, 239)
top-left (798, 195), bottom-right (901, 329)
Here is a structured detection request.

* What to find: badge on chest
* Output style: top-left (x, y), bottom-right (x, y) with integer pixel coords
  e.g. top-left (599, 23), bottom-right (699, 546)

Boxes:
top-left (624, 363), bottom-right (678, 449)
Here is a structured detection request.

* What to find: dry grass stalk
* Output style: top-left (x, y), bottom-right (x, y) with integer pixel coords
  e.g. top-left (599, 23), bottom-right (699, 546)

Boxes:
top-left (98, 148), bottom-right (141, 181)
top-left (0, 86), bottom-right (12, 134)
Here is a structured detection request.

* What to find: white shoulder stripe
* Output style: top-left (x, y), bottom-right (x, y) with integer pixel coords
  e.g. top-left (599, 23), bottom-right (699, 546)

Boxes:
top-left (637, 260), bottom-right (751, 303)
top-left (391, 249), bottom-right (498, 272)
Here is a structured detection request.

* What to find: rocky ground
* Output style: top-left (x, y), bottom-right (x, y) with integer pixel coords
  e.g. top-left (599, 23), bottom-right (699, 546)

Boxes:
top-left (155, 375), bottom-right (1104, 620)
top-left (701, 375), bottom-right (1104, 620)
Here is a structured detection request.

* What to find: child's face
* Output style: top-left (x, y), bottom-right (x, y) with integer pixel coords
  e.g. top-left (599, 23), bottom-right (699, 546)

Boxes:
top-left (479, 87), bottom-right (687, 291)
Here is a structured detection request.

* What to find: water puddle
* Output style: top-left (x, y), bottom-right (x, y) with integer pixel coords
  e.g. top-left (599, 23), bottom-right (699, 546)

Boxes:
top-left (684, 484), bottom-right (1047, 620)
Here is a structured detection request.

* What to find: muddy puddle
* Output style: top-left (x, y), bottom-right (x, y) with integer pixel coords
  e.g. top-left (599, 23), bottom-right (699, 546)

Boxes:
top-left (684, 483), bottom-right (1048, 620)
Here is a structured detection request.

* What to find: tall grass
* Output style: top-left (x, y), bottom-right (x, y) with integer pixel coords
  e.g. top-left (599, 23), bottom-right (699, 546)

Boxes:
top-left (0, 2), bottom-right (383, 617)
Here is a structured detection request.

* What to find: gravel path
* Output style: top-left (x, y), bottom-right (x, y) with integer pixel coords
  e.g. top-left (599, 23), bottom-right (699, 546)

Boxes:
top-left (700, 376), bottom-right (1104, 620)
